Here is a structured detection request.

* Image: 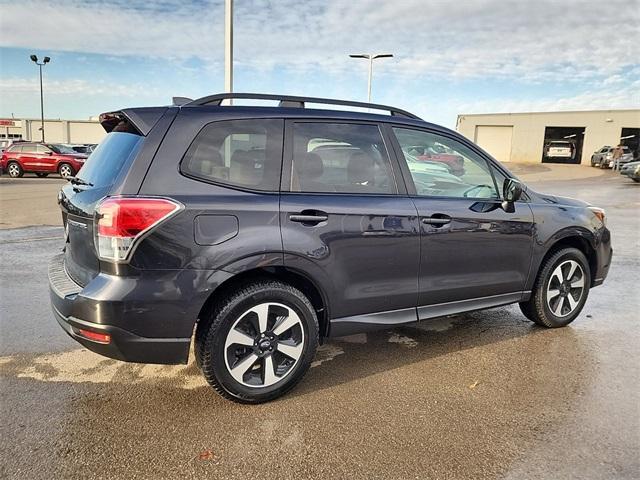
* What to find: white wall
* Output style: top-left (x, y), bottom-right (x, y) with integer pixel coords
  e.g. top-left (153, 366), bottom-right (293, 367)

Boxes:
top-left (457, 110), bottom-right (640, 164)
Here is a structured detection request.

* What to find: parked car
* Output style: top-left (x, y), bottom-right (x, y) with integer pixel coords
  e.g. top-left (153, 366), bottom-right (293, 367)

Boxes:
top-left (620, 160), bottom-right (640, 182)
top-left (67, 143), bottom-right (98, 154)
top-left (544, 140), bottom-right (575, 160)
top-left (591, 145), bottom-right (633, 168)
top-left (1, 142), bottom-right (88, 178)
top-left (49, 93), bottom-right (612, 403)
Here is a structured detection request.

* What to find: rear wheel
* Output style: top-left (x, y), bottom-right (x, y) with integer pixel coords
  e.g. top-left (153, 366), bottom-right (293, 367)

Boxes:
top-left (35, 172), bottom-right (49, 178)
top-left (7, 161), bottom-right (23, 178)
top-left (196, 281), bottom-right (319, 403)
top-left (58, 163), bottom-right (75, 179)
top-left (520, 247), bottom-right (590, 328)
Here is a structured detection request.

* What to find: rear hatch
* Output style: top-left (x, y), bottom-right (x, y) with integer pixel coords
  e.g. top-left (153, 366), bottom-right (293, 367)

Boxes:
top-left (59, 109), bottom-right (163, 286)
top-left (548, 142), bottom-right (573, 157)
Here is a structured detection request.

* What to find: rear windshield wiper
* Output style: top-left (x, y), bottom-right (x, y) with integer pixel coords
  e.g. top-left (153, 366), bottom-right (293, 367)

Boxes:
top-left (68, 176), bottom-right (94, 187)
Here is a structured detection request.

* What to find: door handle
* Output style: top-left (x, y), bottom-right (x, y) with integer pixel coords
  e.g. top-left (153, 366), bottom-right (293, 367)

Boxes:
top-left (289, 214), bottom-right (328, 224)
top-left (422, 215), bottom-right (451, 226)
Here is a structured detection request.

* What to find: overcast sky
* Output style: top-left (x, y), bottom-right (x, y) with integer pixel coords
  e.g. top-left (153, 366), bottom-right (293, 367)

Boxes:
top-left (1, 0), bottom-right (638, 127)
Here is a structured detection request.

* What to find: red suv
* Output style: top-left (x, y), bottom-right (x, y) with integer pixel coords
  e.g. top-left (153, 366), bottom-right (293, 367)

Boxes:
top-left (1, 142), bottom-right (88, 179)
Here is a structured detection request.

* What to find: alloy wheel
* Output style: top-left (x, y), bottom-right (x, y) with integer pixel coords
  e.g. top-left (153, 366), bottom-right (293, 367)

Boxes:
top-left (8, 163), bottom-right (20, 177)
top-left (546, 260), bottom-right (585, 317)
top-left (224, 302), bottom-right (305, 388)
top-left (59, 164), bottom-right (72, 178)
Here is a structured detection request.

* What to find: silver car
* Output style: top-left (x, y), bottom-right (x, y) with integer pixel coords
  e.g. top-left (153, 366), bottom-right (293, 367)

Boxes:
top-left (591, 146), bottom-right (633, 168)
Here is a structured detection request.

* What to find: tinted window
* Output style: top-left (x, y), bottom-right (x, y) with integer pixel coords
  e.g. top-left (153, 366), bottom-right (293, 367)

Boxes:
top-left (76, 132), bottom-right (143, 188)
top-left (393, 127), bottom-right (499, 199)
top-left (21, 144), bottom-right (37, 153)
top-left (291, 123), bottom-right (396, 194)
top-left (181, 119), bottom-right (283, 192)
top-left (36, 145), bottom-right (50, 154)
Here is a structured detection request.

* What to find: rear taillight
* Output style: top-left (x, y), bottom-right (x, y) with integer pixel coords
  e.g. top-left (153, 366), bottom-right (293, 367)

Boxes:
top-left (95, 197), bottom-right (181, 262)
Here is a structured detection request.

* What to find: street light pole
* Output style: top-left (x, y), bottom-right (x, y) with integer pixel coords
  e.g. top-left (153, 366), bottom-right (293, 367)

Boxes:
top-left (349, 53), bottom-right (393, 103)
top-left (224, 0), bottom-right (233, 104)
top-left (29, 54), bottom-right (50, 142)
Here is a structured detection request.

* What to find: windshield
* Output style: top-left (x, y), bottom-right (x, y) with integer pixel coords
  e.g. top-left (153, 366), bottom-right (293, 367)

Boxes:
top-left (77, 132), bottom-right (143, 187)
top-left (49, 144), bottom-right (78, 154)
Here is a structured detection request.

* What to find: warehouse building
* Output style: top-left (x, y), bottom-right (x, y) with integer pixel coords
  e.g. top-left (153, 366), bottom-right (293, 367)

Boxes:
top-left (456, 109), bottom-right (640, 165)
top-left (0, 117), bottom-right (105, 145)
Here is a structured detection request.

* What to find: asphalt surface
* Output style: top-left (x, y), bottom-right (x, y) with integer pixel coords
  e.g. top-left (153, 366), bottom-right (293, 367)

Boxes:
top-left (1, 166), bottom-right (638, 479)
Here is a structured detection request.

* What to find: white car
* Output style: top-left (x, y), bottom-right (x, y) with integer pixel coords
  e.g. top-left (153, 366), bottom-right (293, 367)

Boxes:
top-left (545, 141), bottom-right (574, 159)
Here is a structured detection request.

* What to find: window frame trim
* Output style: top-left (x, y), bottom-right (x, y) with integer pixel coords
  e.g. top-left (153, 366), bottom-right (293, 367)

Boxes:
top-left (281, 118), bottom-right (407, 196)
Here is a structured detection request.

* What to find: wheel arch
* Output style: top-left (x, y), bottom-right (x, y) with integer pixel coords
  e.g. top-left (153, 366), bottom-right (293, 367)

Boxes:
top-left (538, 232), bottom-right (598, 285)
top-left (196, 266), bottom-right (330, 340)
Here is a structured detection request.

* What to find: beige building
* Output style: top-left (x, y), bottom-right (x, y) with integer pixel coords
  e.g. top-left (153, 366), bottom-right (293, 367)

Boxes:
top-left (456, 109), bottom-right (640, 165)
top-left (0, 118), bottom-right (106, 144)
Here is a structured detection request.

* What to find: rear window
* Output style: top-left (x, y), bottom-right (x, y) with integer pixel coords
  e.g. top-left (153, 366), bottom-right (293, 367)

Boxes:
top-left (76, 132), bottom-right (143, 187)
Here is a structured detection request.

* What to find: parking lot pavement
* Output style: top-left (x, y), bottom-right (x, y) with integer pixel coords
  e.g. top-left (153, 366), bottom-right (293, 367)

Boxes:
top-left (0, 176), bottom-right (66, 228)
top-left (1, 167), bottom-right (638, 479)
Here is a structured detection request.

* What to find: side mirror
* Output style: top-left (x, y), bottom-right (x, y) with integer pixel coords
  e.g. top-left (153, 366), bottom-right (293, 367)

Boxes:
top-left (502, 178), bottom-right (523, 212)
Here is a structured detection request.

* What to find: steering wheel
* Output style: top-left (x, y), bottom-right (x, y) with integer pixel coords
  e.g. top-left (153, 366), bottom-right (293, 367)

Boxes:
top-left (462, 184), bottom-right (495, 198)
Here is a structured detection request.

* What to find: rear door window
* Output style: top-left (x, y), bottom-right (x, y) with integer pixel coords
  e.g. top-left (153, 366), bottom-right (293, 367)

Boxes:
top-left (21, 144), bottom-right (37, 153)
top-left (290, 122), bottom-right (396, 194)
top-left (181, 119), bottom-right (284, 192)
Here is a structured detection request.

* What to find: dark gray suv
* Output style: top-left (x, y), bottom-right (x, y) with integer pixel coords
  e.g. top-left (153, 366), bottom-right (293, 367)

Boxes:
top-left (49, 94), bottom-right (612, 403)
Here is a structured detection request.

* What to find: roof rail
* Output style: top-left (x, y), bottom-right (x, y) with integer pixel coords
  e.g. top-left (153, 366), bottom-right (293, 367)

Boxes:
top-left (184, 93), bottom-right (421, 120)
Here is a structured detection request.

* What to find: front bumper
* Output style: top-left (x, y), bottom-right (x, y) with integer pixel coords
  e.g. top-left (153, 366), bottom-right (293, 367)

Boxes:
top-left (592, 227), bottom-right (613, 287)
top-left (48, 253), bottom-right (195, 364)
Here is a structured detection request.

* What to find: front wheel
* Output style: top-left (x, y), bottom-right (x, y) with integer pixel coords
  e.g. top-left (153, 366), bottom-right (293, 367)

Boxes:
top-left (520, 247), bottom-right (591, 328)
top-left (196, 281), bottom-right (319, 403)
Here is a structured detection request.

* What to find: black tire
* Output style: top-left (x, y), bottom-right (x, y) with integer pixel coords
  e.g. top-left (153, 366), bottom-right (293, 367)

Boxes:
top-left (7, 161), bottom-right (23, 178)
top-left (196, 280), bottom-right (319, 403)
top-left (633, 178), bottom-right (640, 183)
top-left (35, 172), bottom-right (49, 178)
top-left (58, 163), bottom-right (75, 179)
top-left (519, 247), bottom-right (591, 328)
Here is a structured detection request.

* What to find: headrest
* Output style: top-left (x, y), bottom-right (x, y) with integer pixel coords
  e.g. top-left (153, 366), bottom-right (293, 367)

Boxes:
top-left (348, 151), bottom-right (374, 184)
top-left (299, 152), bottom-right (324, 179)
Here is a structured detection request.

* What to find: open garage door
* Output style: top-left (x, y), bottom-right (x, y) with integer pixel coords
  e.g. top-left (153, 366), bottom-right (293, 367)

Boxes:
top-left (542, 126), bottom-right (585, 164)
top-left (474, 126), bottom-right (513, 163)
top-left (621, 128), bottom-right (640, 160)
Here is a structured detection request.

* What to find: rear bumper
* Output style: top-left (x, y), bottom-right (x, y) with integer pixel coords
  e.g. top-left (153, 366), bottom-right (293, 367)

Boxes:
top-left (48, 253), bottom-right (231, 365)
top-left (51, 303), bottom-right (190, 364)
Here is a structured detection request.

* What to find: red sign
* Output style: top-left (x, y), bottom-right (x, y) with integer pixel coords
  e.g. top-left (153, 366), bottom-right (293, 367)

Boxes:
top-left (0, 120), bottom-right (16, 126)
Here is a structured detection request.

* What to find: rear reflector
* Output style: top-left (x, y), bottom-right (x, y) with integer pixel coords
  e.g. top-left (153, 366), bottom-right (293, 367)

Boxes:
top-left (77, 328), bottom-right (111, 344)
top-left (95, 197), bottom-right (181, 262)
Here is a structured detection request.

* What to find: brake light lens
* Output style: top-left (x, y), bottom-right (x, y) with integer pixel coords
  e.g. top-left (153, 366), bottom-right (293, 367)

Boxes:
top-left (95, 197), bottom-right (181, 262)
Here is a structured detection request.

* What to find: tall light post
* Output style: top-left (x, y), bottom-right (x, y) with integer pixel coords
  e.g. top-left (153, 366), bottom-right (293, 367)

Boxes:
top-left (349, 53), bottom-right (393, 102)
top-left (225, 0), bottom-right (233, 104)
top-left (30, 54), bottom-right (50, 142)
